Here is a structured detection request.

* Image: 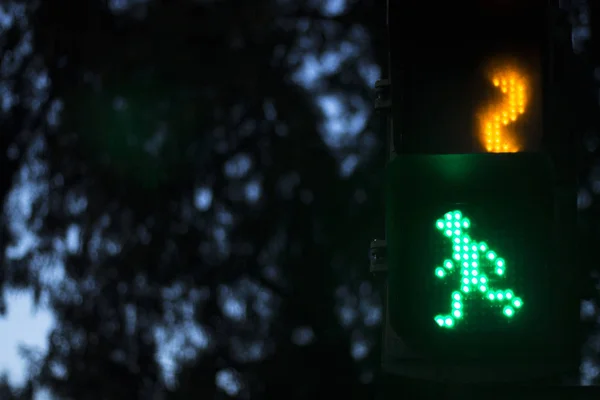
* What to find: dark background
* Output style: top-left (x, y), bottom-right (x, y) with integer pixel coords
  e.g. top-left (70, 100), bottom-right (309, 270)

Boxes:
top-left (0, 1), bottom-right (599, 399)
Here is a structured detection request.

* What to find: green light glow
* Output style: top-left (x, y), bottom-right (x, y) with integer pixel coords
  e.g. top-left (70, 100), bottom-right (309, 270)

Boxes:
top-left (433, 210), bottom-right (523, 328)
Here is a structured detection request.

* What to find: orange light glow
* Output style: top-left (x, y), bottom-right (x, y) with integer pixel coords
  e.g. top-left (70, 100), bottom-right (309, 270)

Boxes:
top-left (479, 66), bottom-right (529, 153)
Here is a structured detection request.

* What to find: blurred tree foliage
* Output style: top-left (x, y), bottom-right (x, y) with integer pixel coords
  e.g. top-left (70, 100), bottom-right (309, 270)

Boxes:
top-left (0, 0), bottom-right (599, 399)
top-left (1, 0), bottom-right (386, 398)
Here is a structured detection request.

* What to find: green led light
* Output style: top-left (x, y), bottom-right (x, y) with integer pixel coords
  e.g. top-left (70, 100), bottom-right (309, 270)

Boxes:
top-left (503, 306), bottom-right (515, 317)
top-left (435, 314), bottom-right (457, 328)
top-left (513, 298), bottom-right (523, 308)
top-left (433, 210), bottom-right (523, 328)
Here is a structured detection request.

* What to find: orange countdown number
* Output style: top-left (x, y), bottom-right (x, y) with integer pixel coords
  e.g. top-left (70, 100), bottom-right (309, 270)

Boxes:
top-left (480, 67), bottom-right (528, 153)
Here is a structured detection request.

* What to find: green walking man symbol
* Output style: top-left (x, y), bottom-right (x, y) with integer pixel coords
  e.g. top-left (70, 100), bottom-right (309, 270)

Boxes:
top-left (433, 210), bottom-right (523, 328)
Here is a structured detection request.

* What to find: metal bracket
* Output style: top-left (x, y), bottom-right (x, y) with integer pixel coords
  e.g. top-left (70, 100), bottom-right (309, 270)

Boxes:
top-left (374, 79), bottom-right (391, 113)
top-left (370, 239), bottom-right (387, 274)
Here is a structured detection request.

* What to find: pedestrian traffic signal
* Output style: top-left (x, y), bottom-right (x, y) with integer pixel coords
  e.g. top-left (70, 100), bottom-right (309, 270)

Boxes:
top-left (377, 0), bottom-right (579, 384)
top-left (432, 209), bottom-right (524, 329)
top-left (384, 153), bottom-right (578, 380)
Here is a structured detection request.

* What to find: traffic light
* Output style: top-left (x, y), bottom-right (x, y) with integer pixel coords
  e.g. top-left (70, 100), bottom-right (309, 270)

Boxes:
top-left (377, 0), bottom-right (579, 383)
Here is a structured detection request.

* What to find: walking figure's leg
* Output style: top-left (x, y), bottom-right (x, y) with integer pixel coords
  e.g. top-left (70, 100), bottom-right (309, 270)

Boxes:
top-left (478, 245), bottom-right (523, 317)
top-left (484, 289), bottom-right (523, 317)
top-left (435, 291), bottom-right (464, 328)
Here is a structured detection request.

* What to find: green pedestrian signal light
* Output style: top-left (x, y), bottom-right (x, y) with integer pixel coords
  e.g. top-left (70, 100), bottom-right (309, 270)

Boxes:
top-left (432, 210), bottom-right (523, 329)
top-left (384, 153), bottom-right (578, 370)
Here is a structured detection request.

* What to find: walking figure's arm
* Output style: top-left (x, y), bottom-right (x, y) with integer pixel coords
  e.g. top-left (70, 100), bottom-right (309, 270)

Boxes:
top-left (435, 259), bottom-right (454, 279)
top-left (481, 247), bottom-right (506, 276)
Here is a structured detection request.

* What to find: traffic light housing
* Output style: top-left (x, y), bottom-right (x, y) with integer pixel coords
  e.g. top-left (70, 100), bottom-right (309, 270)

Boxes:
top-left (379, 0), bottom-right (579, 382)
top-left (385, 154), bottom-right (577, 369)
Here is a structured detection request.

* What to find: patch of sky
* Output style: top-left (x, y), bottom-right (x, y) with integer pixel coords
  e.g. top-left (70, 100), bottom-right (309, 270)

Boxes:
top-left (194, 187), bottom-right (213, 211)
top-left (215, 368), bottom-right (243, 397)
